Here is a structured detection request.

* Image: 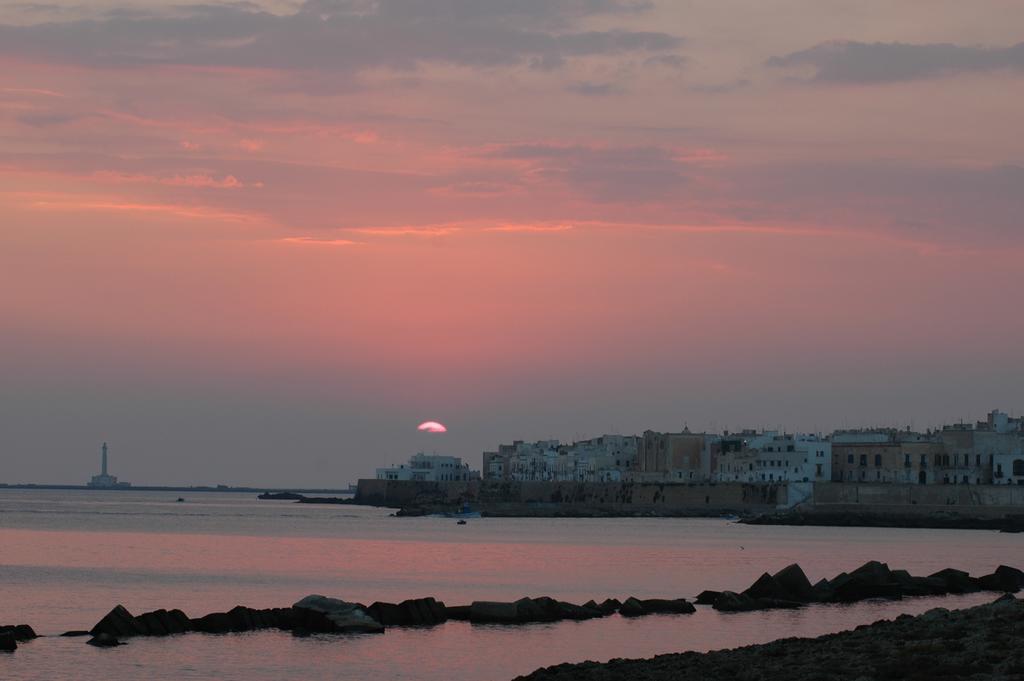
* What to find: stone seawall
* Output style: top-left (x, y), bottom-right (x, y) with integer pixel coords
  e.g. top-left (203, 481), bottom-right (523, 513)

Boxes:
top-left (355, 480), bottom-right (1024, 521)
top-left (354, 480), bottom-right (783, 516)
top-left (810, 482), bottom-right (1024, 514)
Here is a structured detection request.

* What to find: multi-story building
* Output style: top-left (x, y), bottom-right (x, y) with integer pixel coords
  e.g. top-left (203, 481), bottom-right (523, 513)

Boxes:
top-left (716, 431), bottom-right (830, 483)
top-left (635, 429), bottom-right (716, 482)
top-left (376, 453), bottom-right (479, 482)
top-left (482, 436), bottom-right (637, 482)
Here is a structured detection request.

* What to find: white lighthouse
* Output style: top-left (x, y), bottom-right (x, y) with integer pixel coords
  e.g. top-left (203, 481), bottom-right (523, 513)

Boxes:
top-left (88, 442), bottom-right (130, 488)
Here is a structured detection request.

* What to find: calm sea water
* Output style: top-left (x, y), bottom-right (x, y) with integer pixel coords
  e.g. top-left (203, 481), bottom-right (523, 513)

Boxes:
top-left (0, 489), bottom-right (1018, 681)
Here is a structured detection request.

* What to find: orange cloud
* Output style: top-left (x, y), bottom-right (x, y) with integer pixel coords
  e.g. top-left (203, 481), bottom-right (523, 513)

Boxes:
top-left (277, 236), bottom-right (362, 247)
top-left (239, 138), bottom-right (265, 152)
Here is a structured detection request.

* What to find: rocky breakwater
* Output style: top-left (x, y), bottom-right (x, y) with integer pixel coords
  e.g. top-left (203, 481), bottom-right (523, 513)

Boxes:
top-left (0, 624), bottom-right (38, 652)
top-left (515, 595), bottom-right (1024, 681)
top-left (443, 596), bottom-right (695, 624)
top-left (85, 596), bottom-right (385, 646)
top-left (704, 561), bottom-right (1024, 613)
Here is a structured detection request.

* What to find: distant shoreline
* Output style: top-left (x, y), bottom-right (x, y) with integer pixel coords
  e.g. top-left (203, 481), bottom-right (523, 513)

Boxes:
top-left (0, 484), bottom-right (355, 495)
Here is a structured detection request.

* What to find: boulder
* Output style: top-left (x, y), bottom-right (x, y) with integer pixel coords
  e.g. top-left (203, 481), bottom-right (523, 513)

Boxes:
top-left (558, 600), bottom-right (604, 620)
top-left (712, 591), bottom-right (759, 612)
top-left (928, 568), bottom-right (979, 594)
top-left (522, 597), bottom-right (564, 622)
top-left (598, 599), bottom-right (621, 614)
top-left (226, 606), bottom-right (259, 631)
top-left (0, 632), bottom-right (16, 652)
top-left (976, 565), bottom-right (1024, 593)
top-left (137, 611), bottom-right (169, 636)
top-left (695, 591), bottom-right (721, 605)
top-left (850, 561), bottom-right (893, 584)
top-left (90, 605), bottom-right (144, 638)
top-left (468, 601), bottom-right (518, 624)
top-left (190, 612), bottom-right (233, 634)
top-left (368, 598), bottom-right (448, 626)
top-left (581, 600), bottom-right (609, 616)
top-left (772, 564), bottom-right (815, 601)
top-left (87, 632), bottom-right (123, 647)
top-left (0, 625), bottom-right (37, 641)
top-left (292, 595), bottom-right (384, 634)
top-left (445, 605), bottom-right (471, 621)
top-left (162, 608), bottom-right (191, 634)
top-left (618, 597), bottom-right (647, 617)
top-left (811, 578), bottom-right (834, 602)
top-left (830, 573), bottom-right (903, 603)
top-left (742, 573), bottom-right (789, 601)
top-left (639, 599), bottom-right (696, 615)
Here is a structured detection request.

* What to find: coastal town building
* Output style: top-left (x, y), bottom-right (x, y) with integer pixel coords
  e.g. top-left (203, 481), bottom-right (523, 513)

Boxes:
top-left (715, 432), bottom-right (831, 483)
top-left (376, 453), bottom-right (479, 482)
top-left (482, 435), bottom-right (638, 482)
top-left (634, 429), bottom-right (716, 482)
top-left (480, 409), bottom-right (1024, 488)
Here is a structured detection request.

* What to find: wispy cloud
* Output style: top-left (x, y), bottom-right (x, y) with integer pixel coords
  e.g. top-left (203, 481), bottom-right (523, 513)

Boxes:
top-left (277, 236), bottom-right (362, 247)
top-left (767, 40), bottom-right (1024, 83)
top-left (484, 223), bottom-right (575, 233)
top-left (347, 226), bottom-right (462, 237)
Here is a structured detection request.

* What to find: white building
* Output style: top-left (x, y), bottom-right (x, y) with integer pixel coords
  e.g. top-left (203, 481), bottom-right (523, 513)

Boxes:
top-left (716, 432), bottom-right (831, 483)
top-left (376, 453), bottom-right (479, 482)
top-left (483, 435), bottom-right (639, 482)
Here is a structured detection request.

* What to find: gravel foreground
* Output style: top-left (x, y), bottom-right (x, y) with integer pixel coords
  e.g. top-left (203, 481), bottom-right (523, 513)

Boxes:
top-left (514, 596), bottom-right (1024, 681)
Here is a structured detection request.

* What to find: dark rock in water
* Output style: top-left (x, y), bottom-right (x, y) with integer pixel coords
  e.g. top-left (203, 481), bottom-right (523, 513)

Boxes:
top-left (0, 632), bottom-right (16, 652)
top-left (811, 578), bottom-right (834, 601)
top-left (90, 605), bottom-right (144, 638)
top-left (0, 625), bottom-right (37, 641)
top-left (638, 599), bottom-right (696, 615)
top-left (190, 612), bottom-right (234, 634)
top-left (618, 597), bottom-right (647, 618)
top-left (445, 605), bottom-right (471, 621)
top-left (467, 597), bottom-right (598, 624)
top-left (87, 632), bottom-right (123, 647)
top-left (742, 573), bottom-right (789, 601)
top-left (772, 564), bottom-right (814, 601)
top-left (291, 595), bottom-right (384, 634)
top-left (712, 591), bottom-right (759, 612)
top-left (61, 630), bottom-right (91, 637)
top-left (992, 593), bottom-right (1017, 604)
top-left (850, 560), bottom-right (893, 583)
top-left (558, 600), bottom-right (605, 620)
top-left (598, 598), bottom-right (621, 614)
top-left (368, 597), bottom-right (448, 626)
top-left (468, 601), bottom-right (520, 624)
top-left (258, 491), bottom-right (305, 500)
top-left (928, 568), bottom-right (979, 594)
top-left (976, 565), bottom-right (1024, 593)
top-left (830, 573), bottom-right (903, 603)
top-left (695, 591), bottom-right (720, 605)
top-left (137, 611), bottom-right (168, 636)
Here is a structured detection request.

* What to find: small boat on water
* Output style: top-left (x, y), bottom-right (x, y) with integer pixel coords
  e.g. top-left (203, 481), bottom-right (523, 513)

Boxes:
top-left (457, 519), bottom-right (467, 525)
top-left (176, 497), bottom-right (185, 503)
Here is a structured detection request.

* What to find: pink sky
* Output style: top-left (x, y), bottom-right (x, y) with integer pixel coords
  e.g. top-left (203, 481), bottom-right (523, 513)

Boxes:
top-left (1, 1), bottom-right (1022, 485)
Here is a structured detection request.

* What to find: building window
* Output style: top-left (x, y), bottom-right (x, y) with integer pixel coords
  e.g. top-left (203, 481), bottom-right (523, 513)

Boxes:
top-left (859, 454), bottom-right (867, 467)
top-left (874, 454), bottom-right (882, 467)
top-left (847, 454), bottom-right (854, 464)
